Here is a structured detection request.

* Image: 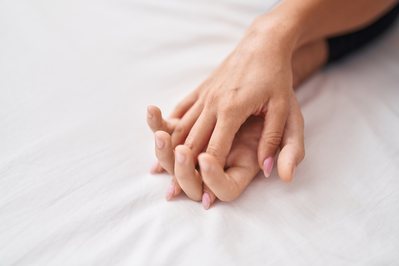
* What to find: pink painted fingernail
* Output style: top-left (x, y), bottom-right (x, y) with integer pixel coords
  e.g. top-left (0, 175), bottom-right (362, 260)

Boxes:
top-left (176, 151), bottom-right (186, 164)
top-left (263, 157), bottom-right (274, 178)
top-left (202, 192), bottom-right (210, 210)
top-left (150, 161), bottom-right (159, 173)
top-left (165, 183), bottom-right (175, 201)
top-left (155, 137), bottom-right (164, 149)
top-left (147, 111), bottom-right (153, 119)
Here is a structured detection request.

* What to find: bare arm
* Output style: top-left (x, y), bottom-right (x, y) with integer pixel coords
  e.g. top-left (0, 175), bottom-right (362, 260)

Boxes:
top-left (150, 0), bottom-right (399, 184)
top-left (258, 0), bottom-right (398, 48)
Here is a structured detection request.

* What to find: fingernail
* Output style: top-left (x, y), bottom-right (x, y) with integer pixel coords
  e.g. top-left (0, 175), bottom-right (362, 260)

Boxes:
top-left (165, 183), bottom-right (175, 201)
top-left (155, 137), bottom-right (164, 149)
top-left (150, 161), bottom-right (159, 173)
top-left (176, 151), bottom-right (186, 164)
top-left (202, 192), bottom-right (210, 210)
top-left (263, 157), bottom-right (274, 178)
top-left (292, 165), bottom-right (296, 179)
top-left (147, 111), bottom-right (153, 119)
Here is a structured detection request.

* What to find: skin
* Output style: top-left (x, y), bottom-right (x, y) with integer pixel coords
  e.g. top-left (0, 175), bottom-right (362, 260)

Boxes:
top-left (148, 39), bottom-right (328, 208)
top-left (148, 93), bottom-right (303, 206)
top-left (270, 0), bottom-right (398, 47)
top-left (152, 0), bottom-right (397, 177)
top-left (148, 0), bottom-right (398, 209)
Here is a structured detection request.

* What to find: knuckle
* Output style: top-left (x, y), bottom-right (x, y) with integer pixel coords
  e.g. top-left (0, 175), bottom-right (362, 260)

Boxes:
top-left (205, 92), bottom-right (217, 107)
top-left (175, 101), bottom-right (185, 110)
top-left (264, 131), bottom-right (283, 148)
top-left (274, 98), bottom-right (290, 110)
top-left (174, 123), bottom-right (186, 135)
top-left (184, 134), bottom-right (194, 149)
top-left (219, 104), bottom-right (235, 117)
top-left (196, 100), bottom-right (205, 110)
top-left (206, 146), bottom-right (220, 158)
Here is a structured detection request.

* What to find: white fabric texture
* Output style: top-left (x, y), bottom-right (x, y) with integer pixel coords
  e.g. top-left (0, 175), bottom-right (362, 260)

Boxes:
top-left (1, 0), bottom-right (399, 265)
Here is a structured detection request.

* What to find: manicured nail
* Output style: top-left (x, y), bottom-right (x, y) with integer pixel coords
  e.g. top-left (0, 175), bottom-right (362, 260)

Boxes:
top-left (263, 157), bottom-right (274, 178)
top-left (155, 136), bottom-right (164, 149)
top-left (202, 192), bottom-right (210, 210)
top-left (176, 151), bottom-right (186, 164)
top-left (147, 111), bottom-right (153, 119)
top-left (150, 161), bottom-right (159, 173)
top-left (165, 183), bottom-right (175, 201)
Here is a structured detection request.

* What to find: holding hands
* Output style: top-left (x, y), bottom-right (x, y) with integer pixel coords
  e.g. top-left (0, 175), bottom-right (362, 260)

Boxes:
top-left (156, 19), bottom-right (296, 177)
top-left (147, 91), bottom-right (306, 209)
top-left (147, 9), bottom-right (331, 209)
top-left (146, 0), bottom-right (397, 209)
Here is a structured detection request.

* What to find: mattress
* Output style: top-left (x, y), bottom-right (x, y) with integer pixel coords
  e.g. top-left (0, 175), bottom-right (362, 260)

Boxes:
top-left (1, 0), bottom-right (399, 265)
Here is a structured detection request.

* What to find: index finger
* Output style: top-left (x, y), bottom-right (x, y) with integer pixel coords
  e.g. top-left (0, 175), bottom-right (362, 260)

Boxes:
top-left (183, 110), bottom-right (216, 158)
top-left (204, 115), bottom-right (244, 167)
top-left (147, 105), bottom-right (177, 134)
top-left (198, 153), bottom-right (258, 202)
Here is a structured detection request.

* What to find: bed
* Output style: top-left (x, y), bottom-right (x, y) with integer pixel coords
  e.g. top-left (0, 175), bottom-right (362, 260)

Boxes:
top-left (1, 0), bottom-right (399, 265)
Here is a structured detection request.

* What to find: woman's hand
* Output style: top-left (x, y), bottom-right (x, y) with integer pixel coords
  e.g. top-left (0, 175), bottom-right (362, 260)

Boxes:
top-left (147, 37), bottom-right (328, 208)
top-left (148, 92), bottom-right (305, 209)
top-left (163, 20), bottom-right (296, 177)
top-left (148, 37), bottom-right (327, 175)
top-left (199, 92), bottom-right (305, 202)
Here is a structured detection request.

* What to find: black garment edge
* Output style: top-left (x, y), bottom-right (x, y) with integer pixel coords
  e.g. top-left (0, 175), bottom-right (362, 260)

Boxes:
top-left (327, 3), bottom-right (399, 63)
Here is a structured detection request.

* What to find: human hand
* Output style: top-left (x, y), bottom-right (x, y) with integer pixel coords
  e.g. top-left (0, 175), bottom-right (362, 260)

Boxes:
top-left (147, 105), bottom-right (217, 205)
top-left (148, 37), bottom-right (326, 177)
top-left (148, 92), bottom-right (305, 209)
top-left (148, 18), bottom-right (300, 178)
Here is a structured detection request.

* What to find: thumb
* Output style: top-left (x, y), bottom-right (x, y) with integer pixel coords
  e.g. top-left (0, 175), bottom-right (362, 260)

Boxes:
top-left (277, 93), bottom-right (305, 183)
top-left (257, 101), bottom-right (289, 177)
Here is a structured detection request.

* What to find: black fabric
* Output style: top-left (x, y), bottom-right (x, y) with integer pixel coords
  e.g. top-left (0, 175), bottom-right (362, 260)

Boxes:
top-left (327, 3), bottom-right (399, 63)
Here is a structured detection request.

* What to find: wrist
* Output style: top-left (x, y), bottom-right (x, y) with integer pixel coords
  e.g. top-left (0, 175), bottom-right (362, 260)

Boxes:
top-left (248, 13), bottom-right (301, 54)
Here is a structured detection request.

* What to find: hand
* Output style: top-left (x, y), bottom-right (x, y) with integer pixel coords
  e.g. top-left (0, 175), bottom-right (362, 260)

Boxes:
top-left (147, 14), bottom-right (306, 179)
top-left (165, 22), bottom-right (295, 177)
top-left (148, 38), bottom-right (327, 177)
top-left (148, 92), bottom-right (305, 209)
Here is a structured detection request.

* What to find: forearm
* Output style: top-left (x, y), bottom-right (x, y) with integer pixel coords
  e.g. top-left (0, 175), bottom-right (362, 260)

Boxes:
top-left (255, 0), bottom-right (398, 50)
top-left (291, 40), bottom-right (327, 88)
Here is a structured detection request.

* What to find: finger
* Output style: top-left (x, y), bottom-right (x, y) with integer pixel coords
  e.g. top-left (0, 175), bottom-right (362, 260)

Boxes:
top-left (204, 115), bottom-right (244, 167)
top-left (184, 110), bottom-right (216, 158)
top-left (174, 145), bottom-right (203, 201)
top-left (154, 131), bottom-right (183, 200)
top-left (154, 131), bottom-right (175, 175)
top-left (202, 184), bottom-right (217, 210)
top-left (169, 91), bottom-right (199, 119)
top-left (147, 106), bottom-right (177, 173)
top-left (198, 153), bottom-right (257, 202)
top-left (257, 99), bottom-right (290, 178)
top-left (164, 175), bottom-right (183, 201)
top-left (150, 160), bottom-right (164, 174)
top-left (164, 177), bottom-right (183, 201)
top-left (277, 94), bottom-right (305, 183)
top-left (171, 101), bottom-right (205, 148)
top-left (147, 105), bottom-right (178, 134)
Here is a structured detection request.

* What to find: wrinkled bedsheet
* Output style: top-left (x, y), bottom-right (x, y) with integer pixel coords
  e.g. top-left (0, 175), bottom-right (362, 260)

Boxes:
top-left (1, 0), bottom-right (399, 265)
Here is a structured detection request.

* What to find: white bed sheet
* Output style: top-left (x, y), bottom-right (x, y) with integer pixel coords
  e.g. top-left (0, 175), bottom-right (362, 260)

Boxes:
top-left (1, 0), bottom-right (399, 265)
